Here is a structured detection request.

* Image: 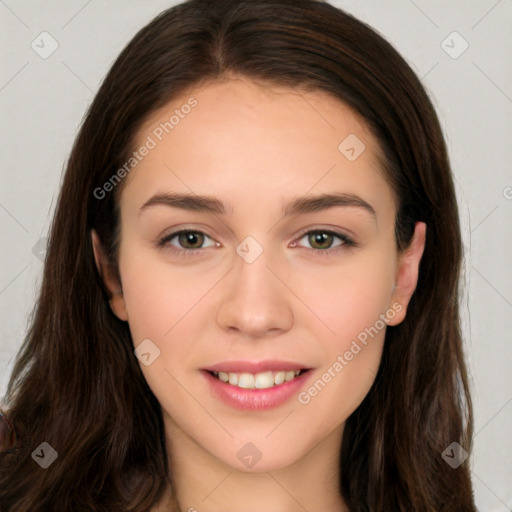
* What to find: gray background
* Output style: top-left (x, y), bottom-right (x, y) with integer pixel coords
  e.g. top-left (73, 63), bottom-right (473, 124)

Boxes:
top-left (1, 1), bottom-right (511, 510)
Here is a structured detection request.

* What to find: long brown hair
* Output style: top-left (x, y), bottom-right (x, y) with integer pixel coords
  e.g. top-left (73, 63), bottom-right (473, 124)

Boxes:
top-left (0, 1), bottom-right (475, 510)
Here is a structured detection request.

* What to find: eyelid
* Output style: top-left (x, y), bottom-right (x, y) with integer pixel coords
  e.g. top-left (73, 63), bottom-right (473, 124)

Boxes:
top-left (156, 228), bottom-right (219, 251)
top-left (294, 223), bottom-right (355, 238)
top-left (292, 227), bottom-right (356, 248)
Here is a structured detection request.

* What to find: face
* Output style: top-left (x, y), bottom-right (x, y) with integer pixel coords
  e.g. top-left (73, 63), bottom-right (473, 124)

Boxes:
top-left (94, 77), bottom-right (425, 474)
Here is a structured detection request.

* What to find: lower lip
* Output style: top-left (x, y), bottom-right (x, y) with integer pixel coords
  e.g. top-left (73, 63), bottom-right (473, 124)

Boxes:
top-left (202, 370), bottom-right (312, 410)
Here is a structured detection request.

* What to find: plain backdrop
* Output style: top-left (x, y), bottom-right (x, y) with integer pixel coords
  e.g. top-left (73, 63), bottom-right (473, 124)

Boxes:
top-left (1, 1), bottom-right (511, 510)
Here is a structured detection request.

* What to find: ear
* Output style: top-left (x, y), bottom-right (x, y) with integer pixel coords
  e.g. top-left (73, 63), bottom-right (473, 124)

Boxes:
top-left (387, 222), bottom-right (426, 326)
top-left (91, 230), bottom-right (129, 321)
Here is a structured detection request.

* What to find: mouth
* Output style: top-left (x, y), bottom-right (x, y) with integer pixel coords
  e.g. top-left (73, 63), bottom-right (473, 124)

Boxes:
top-left (201, 361), bottom-right (313, 410)
top-left (208, 369), bottom-right (308, 390)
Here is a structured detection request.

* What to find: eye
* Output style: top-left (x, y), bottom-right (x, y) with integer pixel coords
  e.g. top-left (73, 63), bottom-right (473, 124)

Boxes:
top-left (158, 230), bottom-right (217, 251)
top-left (294, 230), bottom-right (354, 252)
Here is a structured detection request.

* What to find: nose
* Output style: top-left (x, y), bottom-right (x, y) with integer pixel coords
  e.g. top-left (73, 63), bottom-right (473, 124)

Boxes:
top-left (215, 249), bottom-right (294, 339)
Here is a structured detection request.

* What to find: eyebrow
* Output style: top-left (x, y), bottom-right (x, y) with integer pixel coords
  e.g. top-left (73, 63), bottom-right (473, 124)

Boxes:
top-left (283, 192), bottom-right (376, 219)
top-left (139, 192), bottom-right (376, 219)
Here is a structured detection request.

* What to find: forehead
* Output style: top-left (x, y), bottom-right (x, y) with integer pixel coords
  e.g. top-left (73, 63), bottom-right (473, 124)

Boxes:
top-left (120, 78), bottom-right (395, 220)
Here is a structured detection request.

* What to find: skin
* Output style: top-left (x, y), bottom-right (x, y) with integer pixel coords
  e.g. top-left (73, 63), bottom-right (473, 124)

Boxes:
top-left (93, 77), bottom-right (425, 511)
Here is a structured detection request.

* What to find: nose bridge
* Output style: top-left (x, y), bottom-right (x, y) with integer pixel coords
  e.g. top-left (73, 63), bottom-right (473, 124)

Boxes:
top-left (215, 237), bottom-right (294, 337)
top-left (235, 249), bottom-right (274, 296)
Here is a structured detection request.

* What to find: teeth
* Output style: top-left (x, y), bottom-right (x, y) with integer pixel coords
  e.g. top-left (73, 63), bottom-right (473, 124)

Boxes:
top-left (274, 371), bottom-right (285, 385)
top-left (212, 369), bottom-right (303, 389)
top-left (254, 371), bottom-right (273, 389)
top-left (238, 373), bottom-right (254, 388)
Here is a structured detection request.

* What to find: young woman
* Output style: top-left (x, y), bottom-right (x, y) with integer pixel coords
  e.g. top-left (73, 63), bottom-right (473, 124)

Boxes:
top-left (0, 0), bottom-right (476, 510)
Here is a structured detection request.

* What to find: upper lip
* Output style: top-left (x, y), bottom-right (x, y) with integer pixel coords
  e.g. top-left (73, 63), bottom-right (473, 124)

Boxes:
top-left (203, 360), bottom-right (310, 373)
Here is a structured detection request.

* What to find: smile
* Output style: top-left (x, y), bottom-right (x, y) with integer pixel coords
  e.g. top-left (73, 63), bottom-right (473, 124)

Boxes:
top-left (202, 362), bottom-right (313, 410)
top-left (210, 369), bottom-right (304, 389)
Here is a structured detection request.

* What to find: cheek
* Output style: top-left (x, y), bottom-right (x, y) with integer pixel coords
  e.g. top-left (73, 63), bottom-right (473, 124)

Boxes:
top-left (293, 247), bottom-right (396, 342)
top-left (118, 249), bottom-right (214, 345)
top-left (295, 335), bottom-right (383, 445)
top-left (118, 253), bottom-right (213, 414)
top-left (290, 249), bottom-right (395, 415)
top-left (117, 249), bottom-right (224, 401)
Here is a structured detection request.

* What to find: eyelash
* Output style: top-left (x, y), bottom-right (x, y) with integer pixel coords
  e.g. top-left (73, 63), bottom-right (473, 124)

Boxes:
top-left (297, 229), bottom-right (356, 256)
top-left (156, 229), bottom-right (356, 257)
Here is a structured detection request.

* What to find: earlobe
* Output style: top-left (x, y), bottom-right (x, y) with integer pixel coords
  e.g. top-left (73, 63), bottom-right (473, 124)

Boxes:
top-left (91, 230), bottom-right (129, 321)
top-left (387, 222), bottom-right (426, 326)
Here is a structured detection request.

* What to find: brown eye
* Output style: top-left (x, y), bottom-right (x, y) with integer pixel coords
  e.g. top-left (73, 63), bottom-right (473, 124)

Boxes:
top-left (294, 230), bottom-right (354, 253)
top-left (178, 231), bottom-right (205, 249)
top-left (308, 232), bottom-right (334, 250)
top-left (158, 230), bottom-right (217, 252)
